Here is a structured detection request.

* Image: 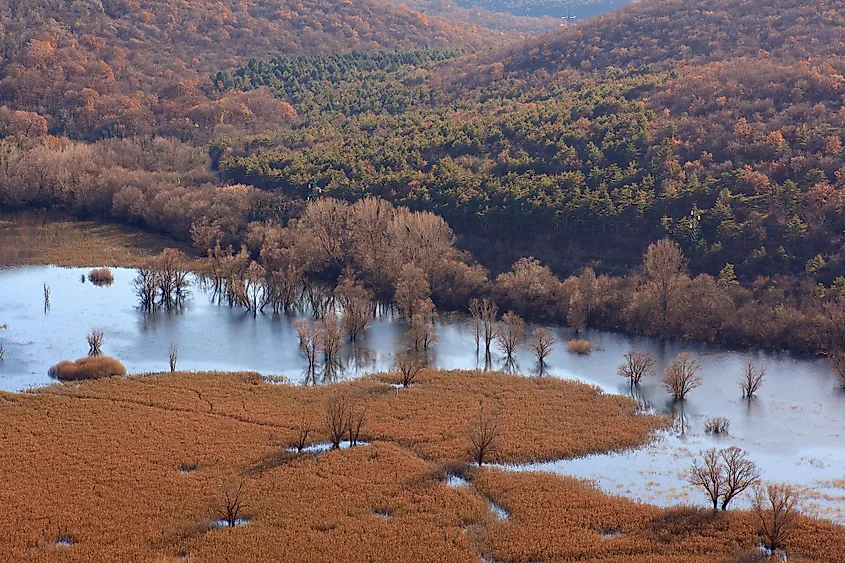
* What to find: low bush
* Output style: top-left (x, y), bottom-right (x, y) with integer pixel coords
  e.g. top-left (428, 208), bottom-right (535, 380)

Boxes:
top-left (567, 339), bottom-right (596, 355)
top-left (88, 268), bottom-right (115, 286)
top-left (48, 356), bottom-right (126, 381)
top-left (705, 416), bottom-right (731, 434)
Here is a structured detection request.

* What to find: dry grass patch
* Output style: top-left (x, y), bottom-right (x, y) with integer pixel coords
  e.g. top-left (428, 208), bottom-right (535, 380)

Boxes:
top-left (0, 211), bottom-right (194, 267)
top-left (568, 338), bottom-right (598, 355)
top-left (1, 370), bottom-right (842, 561)
top-left (471, 469), bottom-right (845, 562)
top-left (87, 267), bottom-right (114, 285)
top-left (47, 356), bottom-right (126, 381)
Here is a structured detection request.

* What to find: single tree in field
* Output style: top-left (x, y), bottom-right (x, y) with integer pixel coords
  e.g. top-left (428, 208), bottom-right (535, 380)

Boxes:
top-left (739, 361), bottom-right (765, 398)
top-left (642, 238), bottom-right (688, 337)
top-left (468, 400), bottom-right (500, 467)
top-left (753, 483), bottom-right (800, 556)
top-left (469, 297), bottom-right (498, 355)
top-left (529, 327), bottom-right (555, 370)
top-left (496, 311), bottom-right (525, 361)
top-left (217, 481), bottom-right (247, 528)
top-left (719, 446), bottom-right (761, 511)
top-left (663, 352), bottom-right (702, 401)
top-left (325, 390), bottom-right (351, 450)
top-left (294, 411), bottom-right (310, 453)
top-left (346, 400), bottom-right (366, 446)
top-left (395, 349), bottom-right (425, 387)
top-left (618, 350), bottom-right (656, 386)
top-left (689, 448), bottom-right (724, 511)
top-left (168, 343), bottom-right (178, 372)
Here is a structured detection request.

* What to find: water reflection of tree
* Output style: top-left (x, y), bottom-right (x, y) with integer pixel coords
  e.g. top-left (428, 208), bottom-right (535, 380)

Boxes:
top-left (629, 384), bottom-right (654, 413)
top-left (668, 402), bottom-right (690, 437)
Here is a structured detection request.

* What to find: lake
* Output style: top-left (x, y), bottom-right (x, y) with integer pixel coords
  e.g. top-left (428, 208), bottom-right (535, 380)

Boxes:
top-left (1, 265), bottom-right (844, 522)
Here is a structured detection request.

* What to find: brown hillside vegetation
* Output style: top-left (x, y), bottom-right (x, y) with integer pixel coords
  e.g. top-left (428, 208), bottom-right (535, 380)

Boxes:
top-left (454, 0), bottom-right (845, 82)
top-left (0, 0), bottom-right (503, 139)
top-left (1, 370), bottom-right (843, 561)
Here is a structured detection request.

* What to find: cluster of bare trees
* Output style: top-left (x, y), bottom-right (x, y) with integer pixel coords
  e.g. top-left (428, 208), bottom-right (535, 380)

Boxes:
top-left (134, 249), bottom-right (190, 313)
top-left (293, 316), bottom-right (344, 383)
top-left (469, 299), bottom-right (555, 372)
top-left (324, 389), bottom-right (366, 449)
top-left (689, 446), bottom-right (760, 511)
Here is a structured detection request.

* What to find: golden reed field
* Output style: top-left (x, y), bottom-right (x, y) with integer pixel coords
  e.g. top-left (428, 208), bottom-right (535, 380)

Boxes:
top-left (1, 369), bottom-right (843, 562)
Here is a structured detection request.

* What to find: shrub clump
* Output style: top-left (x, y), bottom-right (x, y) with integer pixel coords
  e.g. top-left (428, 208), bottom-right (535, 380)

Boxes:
top-left (704, 416), bottom-right (730, 434)
top-left (48, 356), bottom-right (126, 381)
top-left (567, 339), bottom-right (596, 355)
top-left (88, 267), bottom-right (115, 286)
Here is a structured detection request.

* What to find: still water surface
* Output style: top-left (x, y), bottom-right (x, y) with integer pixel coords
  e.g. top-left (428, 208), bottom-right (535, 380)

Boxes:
top-left (1, 266), bottom-right (844, 521)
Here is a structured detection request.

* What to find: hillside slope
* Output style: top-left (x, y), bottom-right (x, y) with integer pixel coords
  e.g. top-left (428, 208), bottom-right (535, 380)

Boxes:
top-left (0, 0), bottom-right (504, 138)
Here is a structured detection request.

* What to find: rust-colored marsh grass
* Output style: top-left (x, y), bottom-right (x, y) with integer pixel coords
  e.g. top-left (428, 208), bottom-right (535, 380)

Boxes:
top-left (568, 338), bottom-right (598, 355)
top-left (1, 369), bottom-right (842, 561)
top-left (48, 356), bottom-right (127, 381)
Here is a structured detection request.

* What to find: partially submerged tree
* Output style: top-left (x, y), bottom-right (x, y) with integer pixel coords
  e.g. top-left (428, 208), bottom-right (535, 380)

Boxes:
top-left (407, 298), bottom-right (437, 352)
top-left (395, 349), bottom-right (425, 387)
top-left (529, 327), bottom-right (555, 369)
top-left (469, 297), bottom-right (498, 355)
top-left (753, 483), bottom-right (800, 556)
top-left (294, 318), bottom-right (322, 380)
top-left (663, 352), bottom-right (702, 401)
top-left (739, 361), bottom-right (765, 398)
top-left (618, 350), bottom-right (656, 386)
top-left (468, 400), bottom-right (500, 467)
top-left (87, 329), bottom-right (104, 356)
top-left (394, 262), bottom-right (430, 319)
top-left (495, 311), bottom-right (525, 361)
top-left (320, 313), bottom-right (343, 367)
top-left (336, 274), bottom-right (373, 342)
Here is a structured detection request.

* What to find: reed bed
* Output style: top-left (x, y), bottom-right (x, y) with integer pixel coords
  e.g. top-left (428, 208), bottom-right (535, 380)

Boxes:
top-left (567, 339), bottom-right (598, 355)
top-left (1, 370), bottom-right (841, 561)
top-left (47, 356), bottom-right (126, 381)
top-left (87, 267), bottom-right (115, 285)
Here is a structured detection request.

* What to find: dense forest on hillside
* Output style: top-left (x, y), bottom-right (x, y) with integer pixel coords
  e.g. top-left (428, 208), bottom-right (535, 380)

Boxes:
top-left (0, 0), bottom-right (509, 139)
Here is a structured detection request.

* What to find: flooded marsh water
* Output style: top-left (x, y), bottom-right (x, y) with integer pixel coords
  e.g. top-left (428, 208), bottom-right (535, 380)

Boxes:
top-left (1, 266), bottom-right (844, 521)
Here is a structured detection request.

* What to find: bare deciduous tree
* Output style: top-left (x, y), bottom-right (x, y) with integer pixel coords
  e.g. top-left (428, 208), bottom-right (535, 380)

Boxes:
top-left (496, 311), bottom-right (525, 360)
top-left (294, 411), bottom-right (310, 454)
top-left (394, 263), bottom-right (430, 319)
top-left (336, 276), bottom-right (373, 342)
top-left (395, 349), bottom-right (425, 387)
top-left (347, 401), bottom-right (366, 446)
top-left (566, 288), bottom-right (588, 332)
top-left (618, 350), bottom-right (656, 386)
top-left (325, 390), bottom-right (351, 450)
top-left (294, 318), bottom-right (322, 380)
top-left (168, 343), bottom-right (178, 372)
top-left (133, 266), bottom-right (160, 313)
top-left (663, 352), bottom-right (702, 401)
top-left (217, 481), bottom-right (247, 528)
top-left (468, 400), bottom-right (500, 467)
top-left (739, 361), bottom-right (766, 398)
top-left (720, 446), bottom-right (761, 511)
top-left (469, 298), bottom-right (498, 355)
top-left (753, 483), bottom-right (800, 555)
top-left (321, 313), bottom-right (343, 367)
top-left (408, 298), bottom-right (437, 352)
top-left (87, 329), bottom-right (104, 356)
top-left (642, 238), bottom-right (688, 337)
top-left (689, 447), bottom-right (760, 511)
top-left (529, 327), bottom-right (555, 368)
top-left (689, 448), bottom-right (724, 511)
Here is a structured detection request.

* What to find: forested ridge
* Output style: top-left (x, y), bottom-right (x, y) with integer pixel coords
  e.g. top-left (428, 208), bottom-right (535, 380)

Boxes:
top-left (0, 0), bottom-right (508, 139)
